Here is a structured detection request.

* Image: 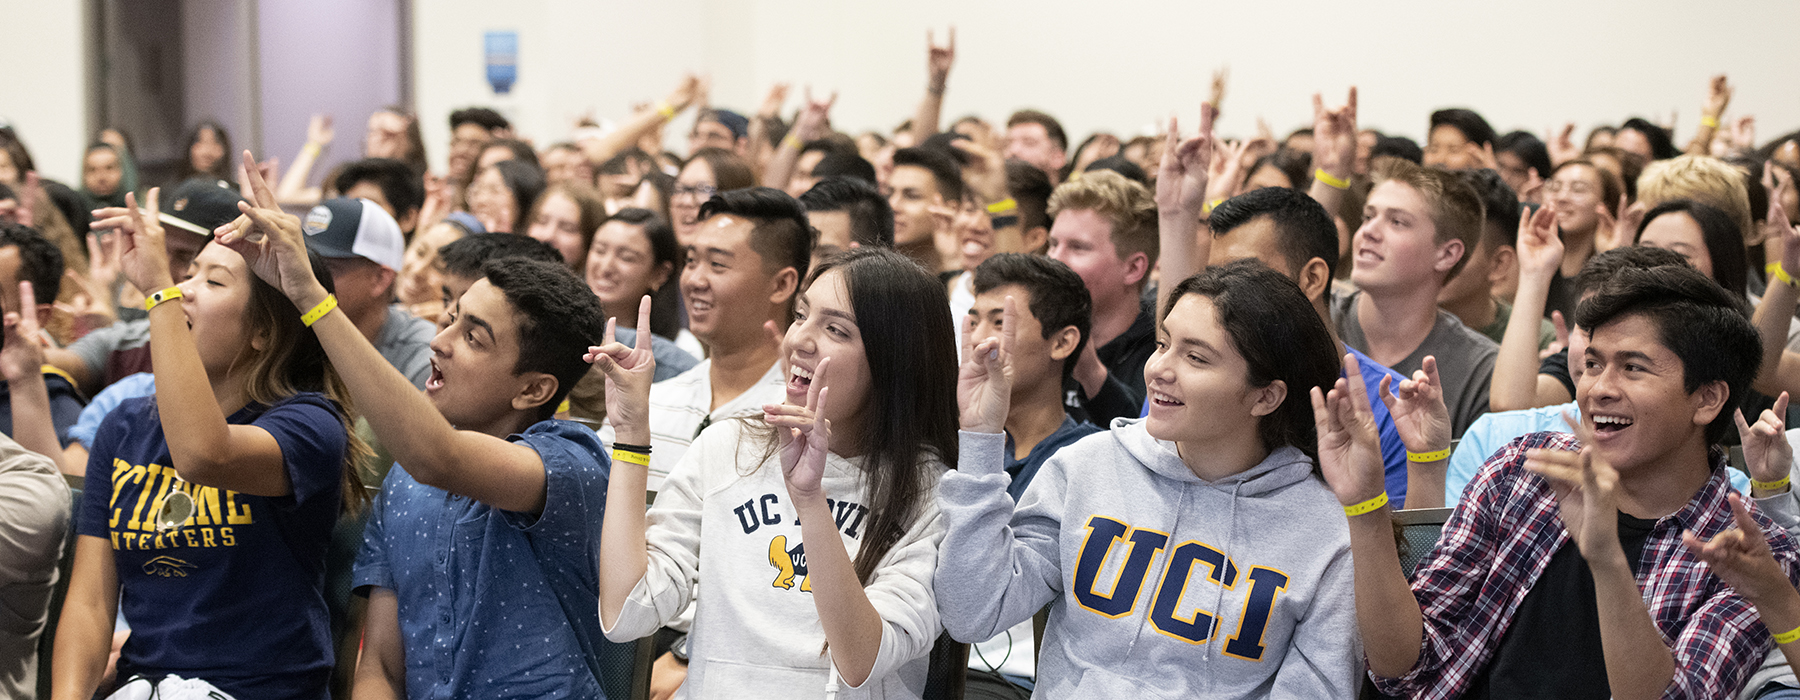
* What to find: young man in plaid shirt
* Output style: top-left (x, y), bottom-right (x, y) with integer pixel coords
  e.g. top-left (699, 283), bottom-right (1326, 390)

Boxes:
top-left (1314, 263), bottom-right (1800, 699)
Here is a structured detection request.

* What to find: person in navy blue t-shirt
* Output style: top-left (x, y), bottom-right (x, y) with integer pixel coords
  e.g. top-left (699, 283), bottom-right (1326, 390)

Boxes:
top-left (54, 187), bottom-right (365, 700)
top-left (217, 152), bottom-right (617, 699)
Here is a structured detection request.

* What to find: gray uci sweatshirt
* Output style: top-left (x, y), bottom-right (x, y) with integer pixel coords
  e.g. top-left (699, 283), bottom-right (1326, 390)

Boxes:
top-left (935, 419), bottom-right (1361, 698)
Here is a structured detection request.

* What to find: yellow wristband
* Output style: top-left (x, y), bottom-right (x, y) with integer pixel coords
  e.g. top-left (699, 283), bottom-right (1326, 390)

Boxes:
top-left (656, 102), bottom-right (677, 119)
top-left (1314, 168), bottom-right (1351, 190)
top-left (1753, 475), bottom-right (1791, 492)
top-left (612, 449), bottom-right (651, 467)
top-left (1201, 198), bottom-right (1226, 216)
top-left (302, 142), bottom-right (323, 157)
top-left (144, 286), bottom-right (183, 311)
top-left (1771, 263), bottom-right (1797, 288)
top-left (1777, 623), bottom-right (1800, 645)
top-left (1407, 447), bottom-right (1452, 463)
top-left (1701, 115), bottom-right (1721, 129)
top-left (301, 295), bottom-right (338, 327)
top-left (986, 198), bottom-right (1019, 214)
top-left (1343, 492), bottom-right (1390, 517)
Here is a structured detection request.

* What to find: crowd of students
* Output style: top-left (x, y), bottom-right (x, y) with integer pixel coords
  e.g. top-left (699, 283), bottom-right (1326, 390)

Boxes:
top-left (5, 33), bottom-right (1800, 700)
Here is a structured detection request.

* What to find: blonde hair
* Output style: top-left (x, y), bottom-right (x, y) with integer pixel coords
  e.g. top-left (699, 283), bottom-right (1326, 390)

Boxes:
top-left (1046, 170), bottom-right (1158, 270)
top-left (1637, 155), bottom-right (1754, 244)
top-left (1372, 160), bottom-right (1484, 281)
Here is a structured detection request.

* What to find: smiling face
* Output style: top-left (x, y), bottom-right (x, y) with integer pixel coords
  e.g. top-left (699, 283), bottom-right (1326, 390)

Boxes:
top-left (682, 215), bottom-right (789, 346)
top-left (1143, 294), bottom-right (1276, 447)
top-left (782, 269), bottom-right (871, 436)
top-left (1423, 125), bottom-right (1479, 170)
top-left (1636, 212), bottom-right (1714, 280)
top-left (399, 222), bottom-right (465, 305)
top-left (1004, 123), bottom-right (1066, 176)
top-left (365, 111), bottom-right (410, 159)
top-left (1578, 313), bottom-right (1724, 473)
top-left (467, 166), bottom-right (518, 233)
top-left (1352, 180), bottom-right (1459, 292)
top-left (587, 219), bottom-right (671, 316)
top-left (176, 243), bottom-right (258, 379)
top-left (525, 192), bottom-right (588, 266)
top-left (429, 278), bottom-right (533, 430)
top-left (671, 159), bottom-right (716, 246)
top-left (1548, 164), bottom-right (1605, 235)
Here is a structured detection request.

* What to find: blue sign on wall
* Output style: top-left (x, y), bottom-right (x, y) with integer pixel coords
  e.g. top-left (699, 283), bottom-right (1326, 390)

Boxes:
top-left (485, 31), bottom-right (518, 94)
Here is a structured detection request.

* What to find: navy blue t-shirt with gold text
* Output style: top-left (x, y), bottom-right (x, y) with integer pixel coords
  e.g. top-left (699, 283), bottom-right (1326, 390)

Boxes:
top-left (76, 392), bottom-right (346, 700)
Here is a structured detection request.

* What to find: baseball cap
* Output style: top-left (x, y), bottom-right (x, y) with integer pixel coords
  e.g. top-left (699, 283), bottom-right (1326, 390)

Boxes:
top-left (160, 178), bottom-right (246, 236)
top-left (704, 109), bottom-right (749, 140)
top-left (300, 198), bottom-right (405, 271)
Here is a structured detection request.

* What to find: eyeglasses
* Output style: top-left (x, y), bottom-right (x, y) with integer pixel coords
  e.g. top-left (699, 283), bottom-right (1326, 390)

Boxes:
top-left (672, 184), bottom-right (718, 201)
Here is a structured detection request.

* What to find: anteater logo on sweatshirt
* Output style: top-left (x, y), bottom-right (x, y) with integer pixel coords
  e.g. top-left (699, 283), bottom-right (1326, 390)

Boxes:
top-left (734, 492), bottom-right (871, 594)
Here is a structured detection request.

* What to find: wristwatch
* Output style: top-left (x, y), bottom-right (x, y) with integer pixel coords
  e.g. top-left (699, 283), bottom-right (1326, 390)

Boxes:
top-left (669, 633), bottom-right (690, 664)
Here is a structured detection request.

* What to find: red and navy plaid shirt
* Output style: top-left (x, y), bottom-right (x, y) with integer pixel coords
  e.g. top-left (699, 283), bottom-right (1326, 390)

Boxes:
top-left (1374, 431), bottom-right (1800, 699)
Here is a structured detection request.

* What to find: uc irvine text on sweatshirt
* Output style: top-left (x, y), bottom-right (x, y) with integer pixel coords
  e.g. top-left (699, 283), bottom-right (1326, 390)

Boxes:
top-left (935, 419), bottom-right (1361, 698)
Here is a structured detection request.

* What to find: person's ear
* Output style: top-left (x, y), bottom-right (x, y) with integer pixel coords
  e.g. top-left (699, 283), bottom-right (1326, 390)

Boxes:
top-left (1249, 379), bottom-right (1288, 417)
top-left (769, 266), bottom-right (799, 306)
top-left (1048, 325), bottom-right (1080, 362)
top-left (1691, 379), bottom-right (1730, 429)
top-left (1433, 238), bottom-right (1467, 275)
top-left (1488, 244), bottom-right (1517, 286)
top-left (33, 303), bottom-right (51, 329)
top-left (374, 266), bottom-right (399, 299)
top-left (649, 261), bottom-right (674, 292)
top-left (511, 372), bottom-right (559, 413)
top-left (1122, 251), bottom-right (1151, 288)
top-left (1021, 226), bottom-right (1049, 254)
top-left (1297, 257), bottom-right (1332, 303)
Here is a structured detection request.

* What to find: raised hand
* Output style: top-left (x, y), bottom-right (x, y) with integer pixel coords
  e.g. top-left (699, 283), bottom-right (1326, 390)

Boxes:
top-left (1683, 493), bottom-right (1791, 605)
top-left (1703, 74), bottom-right (1733, 124)
top-left (665, 74), bottom-right (704, 115)
top-left (766, 356), bottom-right (832, 500)
top-left (1594, 194), bottom-right (1642, 254)
top-left (307, 114), bottom-right (335, 147)
top-left (1515, 202), bottom-right (1562, 282)
top-left (1157, 105), bottom-right (1216, 218)
top-left (1524, 413), bottom-right (1622, 563)
top-left (89, 188), bottom-right (173, 294)
top-left (1312, 353), bottom-right (1389, 508)
top-left (1203, 138), bottom-right (1245, 208)
top-left (757, 83), bottom-right (791, 119)
top-left (1736, 392), bottom-right (1792, 495)
top-left (1209, 66), bottom-right (1228, 114)
top-left (952, 137), bottom-right (1007, 204)
top-left (958, 296), bottom-right (1016, 434)
top-left (926, 27), bottom-right (956, 93)
top-left (1378, 355), bottom-right (1452, 457)
top-left (1518, 167), bottom-right (1544, 204)
top-left (1731, 115), bottom-right (1757, 153)
top-left (0, 281), bottom-right (47, 383)
top-left (588, 296), bottom-right (658, 441)
top-left (1311, 87), bottom-right (1358, 179)
top-left (792, 87), bottom-right (838, 144)
top-left (214, 150), bottom-right (325, 305)
top-left (1548, 123), bottom-right (1581, 167)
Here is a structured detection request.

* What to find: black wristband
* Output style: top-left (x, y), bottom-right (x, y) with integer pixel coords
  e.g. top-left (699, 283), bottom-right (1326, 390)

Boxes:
top-left (613, 442), bottom-right (652, 455)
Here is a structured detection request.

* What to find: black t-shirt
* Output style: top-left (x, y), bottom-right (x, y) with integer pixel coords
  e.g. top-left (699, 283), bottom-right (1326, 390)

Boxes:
top-left (1539, 347), bottom-right (1575, 400)
top-left (1545, 271), bottom-right (1577, 322)
top-left (1465, 511), bottom-right (1659, 700)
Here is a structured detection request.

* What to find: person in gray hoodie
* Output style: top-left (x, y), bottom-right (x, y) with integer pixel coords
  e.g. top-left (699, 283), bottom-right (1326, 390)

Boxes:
top-left (936, 259), bottom-right (1364, 698)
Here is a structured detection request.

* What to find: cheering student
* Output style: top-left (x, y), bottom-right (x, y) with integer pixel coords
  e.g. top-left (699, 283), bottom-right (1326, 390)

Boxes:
top-left (935, 259), bottom-right (1362, 697)
top-left (53, 188), bottom-right (364, 700)
top-left (594, 247), bottom-right (956, 698)
top-left (212, 152), bottom-right (616, 699)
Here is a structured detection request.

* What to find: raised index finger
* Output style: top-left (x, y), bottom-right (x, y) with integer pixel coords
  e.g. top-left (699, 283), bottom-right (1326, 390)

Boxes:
top-left (242, 150), bottom-right (278, 209)
top-left (634, 295), bottom-right (652, 352)
top-left (999, 294), bottom-right (1018, 360)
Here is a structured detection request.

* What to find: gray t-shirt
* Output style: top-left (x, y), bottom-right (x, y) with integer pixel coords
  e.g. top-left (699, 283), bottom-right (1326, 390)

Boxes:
top-left (376, 304), bottom-right (437, 389)
top-left (1334, 291), bottom-right (1498, 438)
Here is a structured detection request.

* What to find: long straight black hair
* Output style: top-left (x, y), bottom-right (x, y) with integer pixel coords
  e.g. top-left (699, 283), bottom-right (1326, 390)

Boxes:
top-left (756, 247), bottom-right (958, 584)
